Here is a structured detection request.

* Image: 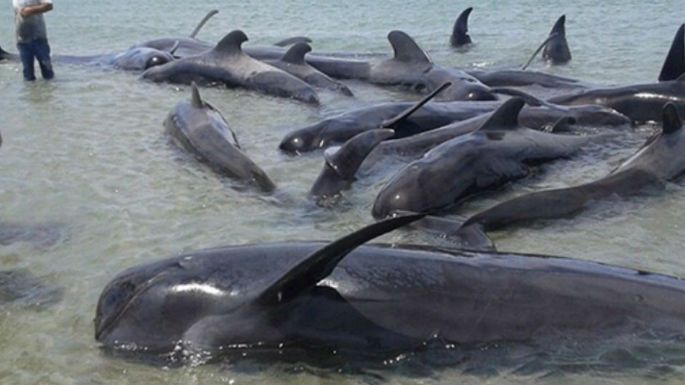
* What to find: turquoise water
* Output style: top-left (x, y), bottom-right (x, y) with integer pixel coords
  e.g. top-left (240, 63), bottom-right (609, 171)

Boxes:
top-left (1, 1), bottom-right (685, 384)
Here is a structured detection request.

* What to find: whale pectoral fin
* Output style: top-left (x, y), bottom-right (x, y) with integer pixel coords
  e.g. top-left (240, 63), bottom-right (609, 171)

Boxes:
top-left (478, 97), bottom-right (525, 131)
top-left (189, 9), bottom-right (219, 39)
top-left (658, 24), bottom-right (685, 82)
top-left (452, 223), bottom-right (496, 252)
top-left (257, 214), bottom-right (426, 306)
top-left (387, 30), bottom-right (432, 64)
top-left (662, 103), bottom-right (683, 134)
top-left (381, 81), bottom-right (452, 129)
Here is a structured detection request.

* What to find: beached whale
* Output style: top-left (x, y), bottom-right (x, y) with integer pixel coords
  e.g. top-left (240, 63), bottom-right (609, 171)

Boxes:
top-left (95, 214), bottom-right (685, 366)
top-left (164, 83), bottom-right (275, 192)
top-left (142, 30), bottom-right (320, 104)
top-left (453, 103), bottom-right (685, 248)
top-left (549, 24), bottom-right (685, 123)
top-left (371, 98), bottom-right (603, 218)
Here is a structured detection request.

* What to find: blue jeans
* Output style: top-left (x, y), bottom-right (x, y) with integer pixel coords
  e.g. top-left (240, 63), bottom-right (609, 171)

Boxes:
top-left (16, 38), bottom-right (54, 81)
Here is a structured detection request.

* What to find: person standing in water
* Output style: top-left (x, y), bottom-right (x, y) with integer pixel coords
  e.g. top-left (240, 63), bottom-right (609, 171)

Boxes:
top-left (13, 0), bottom-right (54, 81)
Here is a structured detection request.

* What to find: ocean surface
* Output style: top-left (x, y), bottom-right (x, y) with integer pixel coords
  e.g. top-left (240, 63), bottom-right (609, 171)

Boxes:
top-left (1, 1), bottom-right (685, 384)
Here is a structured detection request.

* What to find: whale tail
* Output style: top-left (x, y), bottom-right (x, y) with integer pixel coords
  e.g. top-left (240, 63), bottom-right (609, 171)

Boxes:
top-left (257, 213), bottom-right (425, 305)
top-left (658, 24), bottom-right (685, 82)
top-left (451, 7), bottom-right (473, 48)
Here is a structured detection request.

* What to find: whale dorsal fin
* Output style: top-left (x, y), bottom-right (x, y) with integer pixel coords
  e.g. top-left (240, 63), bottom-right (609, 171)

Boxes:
top-left (324, 129), bottom-right (394, 180)
top-left (190, 82), bottom-right (204, 108)
top-left (387, 30), bottom-right (432, 64)
top-left (215, 30), bottom-right (248, 55)
top-left (257, 213), bottom-right (425, 305)
top-left (478, 97), bottom-right (525, 131)
top-left (549, 15), bottom-right (566, 36)
top-left (451, 7), bottom-right (473, 47)
top-left (281, 42), bottom-right (311, 65)
top-left (274, 36), bottom-right (312, 47)
top-left (662, 103), bottom-right (682, 134)
top-left (658, 24), bottom-right (685, 82)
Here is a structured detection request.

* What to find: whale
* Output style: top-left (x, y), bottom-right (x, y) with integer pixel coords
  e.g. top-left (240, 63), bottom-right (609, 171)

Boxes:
top-left (453, 103), bottom-right (685, 249)
top-left (542, 15), bottom-right (572, 65)
top-left (142, 31), bottom-right (320, 104)
top-left (279, 89), bottom-right (628, 155)
top-left (164, 83), bottom-right (275, 192)
top-left (264, 43), bottom-right (354, 96)
top-left (371, 98), bottom-right (603, 218)
top-left (549, 24), bottom-right (685, 123)
top-left (450, 7), bottom-right (473, 48)
top-left (309, 129), bottom-right (394, 205)
top-left (95, 214), bottom-right (685, 366)
top-left (468, 69), bottom-right (588, 89)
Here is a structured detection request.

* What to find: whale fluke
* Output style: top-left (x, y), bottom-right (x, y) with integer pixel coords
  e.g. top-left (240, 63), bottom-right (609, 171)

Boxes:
top-left (387, 30), bottom-right (432, 64)
top-left (658, 24), bottom-right (685, 82)
top-left (257, 213), bottom-right (426, 305)
top-left (451, 7), bottom-right (474, 47)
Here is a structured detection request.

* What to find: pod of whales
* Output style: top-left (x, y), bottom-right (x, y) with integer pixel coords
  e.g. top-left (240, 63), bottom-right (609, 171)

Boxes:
top-left (142, 30), bottom-right (320, 104)
top-left (454, 103), bottom-right (685, 249)
top-left (371, 98), bottom-right (604, 218)
top-left (549, 24), bottom-right (685, 123)
top-left (163, 83), bottom-right (275, 192)
top-left (96, 213), bottom-right (685, 365)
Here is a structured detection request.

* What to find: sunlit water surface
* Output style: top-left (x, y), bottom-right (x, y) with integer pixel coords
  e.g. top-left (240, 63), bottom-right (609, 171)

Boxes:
top-left (1, 1), bottom-right (685, 384)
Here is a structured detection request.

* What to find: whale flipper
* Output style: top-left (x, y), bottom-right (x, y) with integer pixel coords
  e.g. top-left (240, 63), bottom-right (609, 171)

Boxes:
top-left (387, 30), bottom-right (432, 64)
top-left (658, 24), bottom-right (685, 82)
top-left (542, 15), bottom-right (572, 65)
top-left (451, 7), bottom-right (474, 47)
top-left (662, 103), bottom-right (683, 134)
top-left (189, 10), bottom-right (219, 39)
top-left (281, 42), bottom-right (310, 65)
top-left (257, 214), bottom-right (425, 305)
top-left (323, 129), bottom-right (395, 180)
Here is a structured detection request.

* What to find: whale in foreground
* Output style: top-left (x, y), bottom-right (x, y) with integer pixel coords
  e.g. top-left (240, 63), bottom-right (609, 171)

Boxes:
top-left (95, 214), bottom-right (685, 366)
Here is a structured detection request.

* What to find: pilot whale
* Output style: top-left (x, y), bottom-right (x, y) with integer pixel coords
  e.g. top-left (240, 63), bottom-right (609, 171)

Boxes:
top-left (95, 214), bottom-right (685, 365)
top-left (142, 31), bottom-right (320, 104)
top-left (371, 98), bottom-right (603, 218)
top-left (549, 24), bottom-right (685, 123)
top-left (450, 7), bottom-right (473, 48)
top-left (164, 83), bottom-right (275, 192)
top-left (454, 103), bottom-right (685, 248)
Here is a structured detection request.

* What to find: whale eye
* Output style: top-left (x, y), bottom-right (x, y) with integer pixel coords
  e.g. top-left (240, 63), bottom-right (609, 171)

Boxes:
top-left (145, 55), bottom-right (171, 69)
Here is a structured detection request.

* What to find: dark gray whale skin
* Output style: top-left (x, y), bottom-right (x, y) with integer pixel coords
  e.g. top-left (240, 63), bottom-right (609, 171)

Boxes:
top-left (458, 103), bottom-right (685, 239)
top-left (549, 24), bottom-right (685, 123)
top-left (371, 98), bottom-right (600, 218)
top-left (264, 43), bottom-right (353, 96)
top-left (279, 98), bottom-right (628, 155)
top-left (142, 31), bottom-right (320, 104)
top-left (164, 83), bottom-right (275, 192)
top-left (94, 216), bottom-right (685, 363)
top-left (542, 15), bottom-right (572, 64)
top-left (450, 7), bottom-right (473, 48)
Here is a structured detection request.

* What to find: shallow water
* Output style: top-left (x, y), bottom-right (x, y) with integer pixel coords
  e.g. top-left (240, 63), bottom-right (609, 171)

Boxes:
top-left (1, 1), bottom-right (685, 384)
